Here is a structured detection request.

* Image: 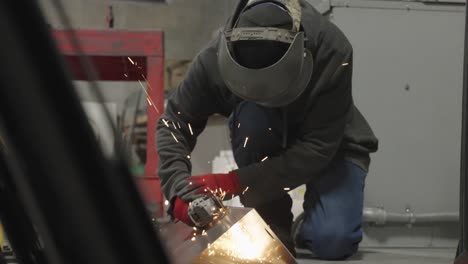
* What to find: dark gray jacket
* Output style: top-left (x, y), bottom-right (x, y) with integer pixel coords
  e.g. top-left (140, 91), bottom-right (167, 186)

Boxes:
top-left (156, 1), bottom-right (378, 207)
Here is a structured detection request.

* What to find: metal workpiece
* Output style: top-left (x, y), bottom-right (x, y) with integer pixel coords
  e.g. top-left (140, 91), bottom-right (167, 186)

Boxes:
top-left (160, 207), bottom-right (297, 264)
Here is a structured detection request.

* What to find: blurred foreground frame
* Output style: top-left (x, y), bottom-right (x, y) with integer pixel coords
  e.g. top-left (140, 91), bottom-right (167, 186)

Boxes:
top-left (110, 0), bottom-right (173, 3)
top-left (0, 1), bottom-right (169, 264)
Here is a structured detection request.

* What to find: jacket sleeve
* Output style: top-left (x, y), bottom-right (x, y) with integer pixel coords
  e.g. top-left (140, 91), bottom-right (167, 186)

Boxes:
top-left (156, 54), bottom-right (223, 205)
top-left (236, 50), bottom-right (353, 207)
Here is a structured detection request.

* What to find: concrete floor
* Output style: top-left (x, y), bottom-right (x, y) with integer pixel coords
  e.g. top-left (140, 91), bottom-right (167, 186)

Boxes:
top-left (296, 248), bottom-right (455, 264)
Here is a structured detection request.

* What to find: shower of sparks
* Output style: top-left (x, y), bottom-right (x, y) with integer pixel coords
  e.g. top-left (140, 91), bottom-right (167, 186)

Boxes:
top-left (243, 137), bottom-right (249, 148)
top-left (191, 237), bottom-right (196, 242)
top-left (284, 187), bottom-right (291, 191)
top-left (137, 80), bottom-right (160, 113)
top-left (202, 216), bottom-right (276, 261)
top-left (261, 156), bottom-right (269, 162)
top-left (127, 57), bottom-right (135, 65)
top-left (162, 118), bottom-right (170, 127)
top-left (171, 132), bottom-right (179, 143)
top-left (164, 200), bottom-right (169, 206)
top-left (242, 186), bottom-right (250, 195)
top-left (342, 62), bottom-right (349, 66)
top-left (146, 97), bottom-right (152, 106)
top-left (177, 122), bottom-right (181, 129)
top-left (172, 121), bottom-right (178, 130)
top-left (237, 123), bottom-right (241, 128)
top-left (188, 123), bottom-right (194, 135)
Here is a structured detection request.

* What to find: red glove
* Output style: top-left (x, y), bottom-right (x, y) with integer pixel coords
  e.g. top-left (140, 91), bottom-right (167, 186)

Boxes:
top-left (173, 197), bottom-right (194, 226)
top-left (187, 171), bottom-right (241, 197)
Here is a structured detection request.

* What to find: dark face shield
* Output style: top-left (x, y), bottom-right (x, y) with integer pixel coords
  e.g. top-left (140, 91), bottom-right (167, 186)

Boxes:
top-left (218, 31), bottom-right (313, 108)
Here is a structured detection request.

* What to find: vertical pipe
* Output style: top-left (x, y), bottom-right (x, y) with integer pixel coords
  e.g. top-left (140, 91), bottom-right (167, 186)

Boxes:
top-left (460, 0), bottom-right (468, 254)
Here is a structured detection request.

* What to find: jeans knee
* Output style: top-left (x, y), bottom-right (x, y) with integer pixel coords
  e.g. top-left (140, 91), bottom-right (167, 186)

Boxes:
top-left (301, 221), bottom-right (360, 260)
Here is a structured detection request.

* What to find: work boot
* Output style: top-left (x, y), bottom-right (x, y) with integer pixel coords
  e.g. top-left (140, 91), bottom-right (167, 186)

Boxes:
top-left (291, 212), bottom-right (307, 249)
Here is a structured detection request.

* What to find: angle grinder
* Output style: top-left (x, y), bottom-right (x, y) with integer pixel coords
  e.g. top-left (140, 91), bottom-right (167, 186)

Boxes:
top-left (188, 194), bottom-right (225, 228)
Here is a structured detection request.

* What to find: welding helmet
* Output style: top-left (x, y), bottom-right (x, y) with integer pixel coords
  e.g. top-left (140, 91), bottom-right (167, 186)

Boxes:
top-left (218, 0), bottom-right (313, 108)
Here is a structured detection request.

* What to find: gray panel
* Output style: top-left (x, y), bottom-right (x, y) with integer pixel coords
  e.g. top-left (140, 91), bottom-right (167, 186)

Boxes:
top-left (331, 7), bottom-right (464, 213)
top-left (305, 0), bottom-right (331, 14)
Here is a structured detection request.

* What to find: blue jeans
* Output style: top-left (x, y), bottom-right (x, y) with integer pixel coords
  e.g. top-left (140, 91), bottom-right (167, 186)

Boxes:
top-left (229, 102), bottom-right (366, 260)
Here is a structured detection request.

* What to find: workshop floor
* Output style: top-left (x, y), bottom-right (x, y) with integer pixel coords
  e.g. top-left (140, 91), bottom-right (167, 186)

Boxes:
top-left (296, 247), bottom-right (455, 264)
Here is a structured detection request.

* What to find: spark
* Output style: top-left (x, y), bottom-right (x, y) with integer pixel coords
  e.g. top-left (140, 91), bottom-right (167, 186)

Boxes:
top-left (342, 62), bottom-right (349, 66)
top-left (261, 156), bottom-right (269, 162)
top-left (164, 200), bottom-right (169, 206)
top-left (242, 186), bottom-right (250, 195)
top-left (191, 237), bottom-right (196, 242)
top-left (137, 80), bottom-right (160, 113)
top-left (127, 57), bottom-right (135, 65)
top-left (177, 122), bottom-right (181, 128)
top-left (243, 137), bottom-right (249, 148)
top-left (237, 123), bottom-right (241, 128)
top-left (162, 119), bottom-right (170, 127)
top-left (146, 97), bottom-right (152, 106)
top-left (171, 132), bottom-right (179, 143)
top-left (140, 74), bottom-right (152, 90)
top-left (187, 155), bottom-right (191, 159)
top-left (172, 121), bottom-right (178, 129)
top-left (188, 123), bottom-right (194, 135)
top-left (268, 128), bottom-right (272, 131)
top-left (178, 111), bottom-right (181, 115)
top-left (284, 187), bottom-right (291, 191)
top-left (189, 182), bottom-right (193, 185)
top-left (124, 73), bottom-right (128, 77)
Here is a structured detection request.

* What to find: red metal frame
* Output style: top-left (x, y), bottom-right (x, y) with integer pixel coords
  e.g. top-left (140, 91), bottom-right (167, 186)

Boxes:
top-left (53, 30), bottom-right (165, 216)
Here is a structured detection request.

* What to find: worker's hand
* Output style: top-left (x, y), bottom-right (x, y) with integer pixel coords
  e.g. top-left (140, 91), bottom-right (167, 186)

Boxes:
top-left (187, 171), bottom-right (241, 198)
top-left (173, 197), bottom-right (194, 226)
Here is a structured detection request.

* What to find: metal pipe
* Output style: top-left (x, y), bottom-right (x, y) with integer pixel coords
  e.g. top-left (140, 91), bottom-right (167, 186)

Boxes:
top-left (363, 207), bottom-right (459, 226)
top-left (459, 0), bottom-right (468, 254)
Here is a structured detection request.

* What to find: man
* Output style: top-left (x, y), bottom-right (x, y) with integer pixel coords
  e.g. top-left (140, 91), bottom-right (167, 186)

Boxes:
top-left (156, 0), bottom-right (378, 260)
